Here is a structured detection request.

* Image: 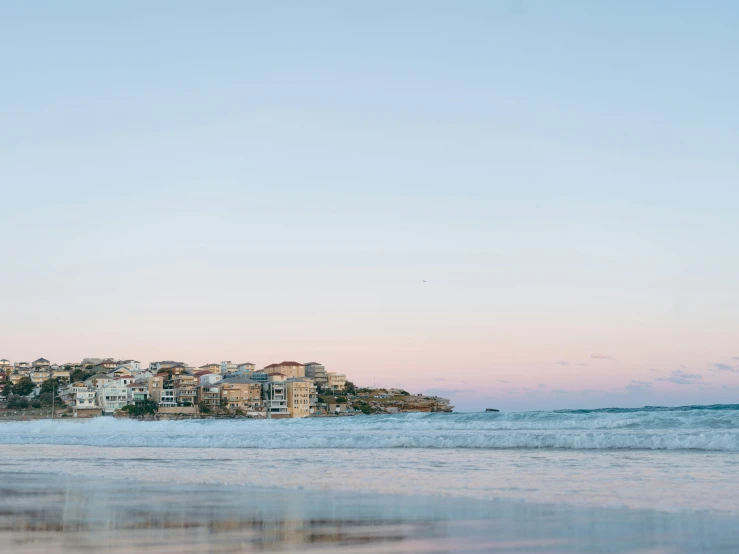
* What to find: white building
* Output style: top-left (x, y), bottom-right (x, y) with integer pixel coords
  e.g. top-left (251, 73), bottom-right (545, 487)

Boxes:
top-left (263, 373), bottom-right (290, 418)
top-left (97, 382), bottom-right (128, 415)
top-left (158, 388), bottom-right (176, 408)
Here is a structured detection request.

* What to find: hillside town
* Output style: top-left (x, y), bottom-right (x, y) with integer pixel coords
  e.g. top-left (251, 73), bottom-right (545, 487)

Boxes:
top-left (0, 357), bottom-right (453, 419)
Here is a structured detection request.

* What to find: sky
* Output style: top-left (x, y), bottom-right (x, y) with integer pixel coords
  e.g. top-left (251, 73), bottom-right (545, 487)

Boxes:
top-left (1, 1), bottom-right (739, 411)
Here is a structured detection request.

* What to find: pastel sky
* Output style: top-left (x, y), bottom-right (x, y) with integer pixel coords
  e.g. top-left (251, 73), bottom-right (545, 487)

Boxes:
top-left (2, 1), bottom-right (739, 411)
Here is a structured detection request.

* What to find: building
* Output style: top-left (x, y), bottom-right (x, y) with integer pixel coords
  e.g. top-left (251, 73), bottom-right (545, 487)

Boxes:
top-left (198, 363), bottom-right (221, 374)
top-left (286, 378), bottom-right (315, 418)
top-left (118, 360), bottom-right (141, 371)
top-left (249, 371), bottom-right (269, 384)
top-left (264, 361), bottom-right (305, 379)
top-left (220, 378), bottom-right (263, 413)
top-left (61, 382), bottom-right (100, 417)
top-left (15, 361), bottom-right (29, 369)
top-left (32, 358), bottom-right (51, 368)
top-left (127, 383), bottom-right (149, 404)
top-left (30, 371), bottom-right (51, 386)
top-left (85, 373), bottom-right (113, 390)
top-left (196, 384), bottom-right (221, 410)
top-left (158, 388), bottom-right (177, 408)
top-left (148, 361), bottom-right (186, 372)
top-left (195, 371), bottom-right (223, 385)
top-left (97, 382), bottom-right (128, 415)
top-left (0, 359), bottom-right (12, 369)
top-left (237, 362), bottom-right (256, 372)
top-left (147, 373), bottom-right (169, 402)
top-left (169, 374), bottom-right (197, 406)
top-left (263, 374), bottom-right (290, 418)
top-left (220, 361), bottom-right (238, 374)
top-left (304, 363), bottom-right (328, 386)
top-left (327, 372), bottom-right (346, 391)
top-left (51, 367), bottom-right (71, 382)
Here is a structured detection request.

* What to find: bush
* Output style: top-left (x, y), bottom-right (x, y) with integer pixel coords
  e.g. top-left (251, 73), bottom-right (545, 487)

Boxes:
top-left (30, 400), bottom-right (42, 409)
top-left (199, 404), bottom-right (211, 414)
top-left (122, 400), bottom-right (158, 416)
top-left (7, 395), bottom-right (29, 409)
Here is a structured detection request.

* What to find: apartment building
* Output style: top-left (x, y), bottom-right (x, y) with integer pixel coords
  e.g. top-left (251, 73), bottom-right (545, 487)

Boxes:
top-left (304, 363), bottom-right (328, 386)
top-left (219, 378), bottom-right (263, 412)
top-left (327, 372), bottom-right (347, 391)
top-left (196, 384), bottom-right (221, 409)
top-left (264, 361), bottom-right (305, 379)
top-left (286, 378), bottom-right (315, 418)
top-left (263, 374), bottom-right (290, 418)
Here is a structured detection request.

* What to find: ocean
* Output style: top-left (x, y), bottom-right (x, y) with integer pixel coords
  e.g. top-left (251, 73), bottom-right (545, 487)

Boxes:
top-left (1, 405), bottom-right (738, 552)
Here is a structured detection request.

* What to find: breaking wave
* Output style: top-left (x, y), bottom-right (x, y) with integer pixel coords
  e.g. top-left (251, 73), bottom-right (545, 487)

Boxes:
top-left (1, 405), bottom-right (738, 451)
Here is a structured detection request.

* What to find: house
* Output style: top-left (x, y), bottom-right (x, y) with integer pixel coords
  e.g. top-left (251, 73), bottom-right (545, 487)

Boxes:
top-left (286, 378), bottom-right (315, 418)
top-left (15, 362), bottom-right (30, 369)
top-left (264, 361), bottom-right (305, 379)
top-left (85, 373), bottom-right (114, 389)
top-left (198, 363), bottom-right (221, 374)
top-left (127, 383), bottom-right (149, 404)
top-left (220, 379), bottom-right (263, 413)
top-left (118, 360), bottom-right (141, 371)
top-left (148, 360), bottom-right (186, 372)
top-left (30, 371), bottom-right (51, 386)
top-left (195, 371), bottom-right (223, 385)
top-left (97, 382), bottom-right (128, 414)
top-left (0, 359), bottom-right (12, 369)
top-left (112, 367), bottom-right (133, 378)
top-left (32, 358), bottom-right (51, 368)
top-left (61, 382), bottom-right (100, 417)
top-left (237, 362), bottom-right (256, 372)
top-left (51, 368), bottom-right (71, 382)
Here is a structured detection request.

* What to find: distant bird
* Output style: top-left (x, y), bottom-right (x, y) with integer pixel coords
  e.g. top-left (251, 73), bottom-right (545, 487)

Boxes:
top-left (422, 280), bottom-right (427, 283)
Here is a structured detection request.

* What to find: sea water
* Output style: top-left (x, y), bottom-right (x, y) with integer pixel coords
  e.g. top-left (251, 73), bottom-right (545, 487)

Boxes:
top-left (1, 406), bottom-right (738, 552)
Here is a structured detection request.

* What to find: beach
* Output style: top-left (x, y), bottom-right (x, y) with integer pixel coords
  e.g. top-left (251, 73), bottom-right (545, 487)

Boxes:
top-left (1, 409), bottom-right (738, 552)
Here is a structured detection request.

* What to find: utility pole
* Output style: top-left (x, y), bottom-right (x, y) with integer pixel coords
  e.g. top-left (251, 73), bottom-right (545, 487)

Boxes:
top-left (51, 380), bottom-right (55, 419)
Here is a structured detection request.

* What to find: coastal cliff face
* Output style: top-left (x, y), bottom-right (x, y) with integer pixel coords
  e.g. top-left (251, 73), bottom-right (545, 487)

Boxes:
top-left (343, 390), bottom-right (453, 414)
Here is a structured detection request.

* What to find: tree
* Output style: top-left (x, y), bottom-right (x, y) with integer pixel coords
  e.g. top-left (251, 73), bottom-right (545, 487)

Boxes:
top-left (40, 378), bottom-right (62, 395)
top-left (38, 392), bottom-right (55, 406)
top-left (344, 381), bottom-right (357, 395)
top-left (12, 377), bottom-right (34, 396)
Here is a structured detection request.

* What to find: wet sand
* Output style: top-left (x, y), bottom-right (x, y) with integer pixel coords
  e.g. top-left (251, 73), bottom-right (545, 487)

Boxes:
top-left (1, 472), bottom-right (738, 553)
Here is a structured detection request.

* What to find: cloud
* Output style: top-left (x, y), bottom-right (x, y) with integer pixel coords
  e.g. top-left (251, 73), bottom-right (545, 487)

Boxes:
top-left (537, 384), bottom-right (547, 389)
top-left (713, 363), bottom-right (738, 372)
top-left (433, 378), bottom-right (448, 382)
top-left (626, 380), bottom-right (653, 392)
top-left (555, 361), bottom-right (570, 366)
top-left (656, 370), bottom-right (703, 385)
top-left (733, 357), bottom-right (739, 361)
top-left (590, 354), bottom-right (613, 360)
top-left (496, 379), bottom-right (510, 384)
top-left (552, 389), bottom-right (569, 394)
top-left (722, 384), bottom-right (739, 391)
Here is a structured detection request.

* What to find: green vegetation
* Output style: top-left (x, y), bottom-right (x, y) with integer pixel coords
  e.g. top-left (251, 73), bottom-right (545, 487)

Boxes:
top-left (6, 395), bottom-right (30, 409)
top-left (199, 404), bottom-right (212, 414)
top-left (10, 376), bottom-right (34, 396)
top-left (121, 400), bottom-right (158, 416)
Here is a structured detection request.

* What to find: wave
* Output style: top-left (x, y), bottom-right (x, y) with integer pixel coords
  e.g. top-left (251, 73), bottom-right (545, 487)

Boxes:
top-left (1, 408), bottom-right (739, 451)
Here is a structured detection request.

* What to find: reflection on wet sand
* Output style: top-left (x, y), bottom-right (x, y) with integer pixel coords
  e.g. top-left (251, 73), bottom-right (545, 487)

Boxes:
top-left (1, 472), bottom-right (737, 553)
